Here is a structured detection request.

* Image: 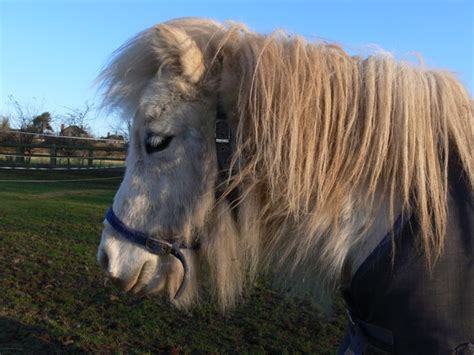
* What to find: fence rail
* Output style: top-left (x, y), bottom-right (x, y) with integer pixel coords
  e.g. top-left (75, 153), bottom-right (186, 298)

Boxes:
top-left (0, 142), bottom-right (127, 168)
top-left (0, 142), bottom-right (128, 151)
top-left (0, 153), bottom-right (126, 162)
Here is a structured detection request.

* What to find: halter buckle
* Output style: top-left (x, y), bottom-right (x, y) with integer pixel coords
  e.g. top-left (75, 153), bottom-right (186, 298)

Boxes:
top-left (145, 238), bottom-right (172, 255)
top-left (215, 119), bottom-right (230, 144)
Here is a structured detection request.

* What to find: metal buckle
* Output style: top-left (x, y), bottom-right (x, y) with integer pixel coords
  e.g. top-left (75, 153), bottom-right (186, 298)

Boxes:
top-left (145, 238), bottom-right (172, 255)
top-left (215, 119), bottom-right (230, 144)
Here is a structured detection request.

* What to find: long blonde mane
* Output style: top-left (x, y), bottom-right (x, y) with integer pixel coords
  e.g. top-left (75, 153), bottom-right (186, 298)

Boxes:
top-left (100, 18), bottom-right (473, 309)
top-left (219, 20), bottom-right (472, 288)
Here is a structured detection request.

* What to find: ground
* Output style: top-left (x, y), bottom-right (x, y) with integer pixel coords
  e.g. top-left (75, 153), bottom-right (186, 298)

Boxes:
top-left (0, 169), bottom-right (346, 353)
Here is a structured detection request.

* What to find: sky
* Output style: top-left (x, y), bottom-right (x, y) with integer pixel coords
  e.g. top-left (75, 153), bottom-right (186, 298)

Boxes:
top-left (1, 0), bottom-right (472, 136)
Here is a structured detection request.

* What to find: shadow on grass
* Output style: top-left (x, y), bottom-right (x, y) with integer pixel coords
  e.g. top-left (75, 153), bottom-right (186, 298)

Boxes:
top-left (0, 317), bottom-right (83, 353)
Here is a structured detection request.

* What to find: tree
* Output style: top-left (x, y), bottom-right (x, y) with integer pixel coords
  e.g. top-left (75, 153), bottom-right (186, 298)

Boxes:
top-left (108, 114), bottom-right (131, 142)
top-left (8, 96), bottom-right (43, 129)
top-left (7, 96), bottom-right (47, 145)
top-left (0, 116), bottom-right (13, 144)
top-left (6, 96), bottom-right (56, 163)
top-left (56, 102), bottom-right (97, 166)
top-left (0, 116), bottom-right (10, 131)
top-left (60, 101), bottom-right (94, 135)
top-left (31, 112), bottom-right (53, 133)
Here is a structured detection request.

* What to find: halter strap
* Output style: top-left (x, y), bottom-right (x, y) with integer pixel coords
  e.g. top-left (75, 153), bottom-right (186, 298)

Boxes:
top-left (105, 208), bottom-right (199, 252)
top-left (105, 208), bottom-right (199, 299)
top-left (215, 101), bottom-right (240, 212)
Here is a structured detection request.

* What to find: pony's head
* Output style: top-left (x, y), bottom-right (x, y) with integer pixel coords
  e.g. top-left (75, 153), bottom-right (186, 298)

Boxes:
top-left (97, 19), bottom-right (248, 309)
top-left (97, 18), bottom-right (473, 311)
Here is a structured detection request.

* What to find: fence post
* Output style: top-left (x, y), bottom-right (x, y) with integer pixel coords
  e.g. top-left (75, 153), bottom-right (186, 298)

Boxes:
top-left (50, 144), bottom-right (56, 166)
top-left (16, 145), bottom-right (24, 163)
top-left (88, 149), bottom-right (94, 166)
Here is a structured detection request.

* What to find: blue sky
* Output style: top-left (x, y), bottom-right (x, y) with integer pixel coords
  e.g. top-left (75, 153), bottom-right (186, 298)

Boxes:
top-left (1, 0), bottom-right (472, 136)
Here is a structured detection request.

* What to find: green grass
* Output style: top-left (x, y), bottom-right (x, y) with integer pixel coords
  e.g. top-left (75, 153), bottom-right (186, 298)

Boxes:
top-left (0, 169), bottom-right (346, 353)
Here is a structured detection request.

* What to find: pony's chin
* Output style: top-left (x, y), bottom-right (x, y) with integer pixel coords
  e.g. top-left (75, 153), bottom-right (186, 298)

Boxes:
top-left (129, 285), bottom-right (164, 299)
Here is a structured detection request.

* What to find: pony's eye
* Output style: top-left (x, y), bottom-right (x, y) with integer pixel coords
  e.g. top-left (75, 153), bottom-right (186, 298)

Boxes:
top-left (145, 134), bottom-right (174, 154)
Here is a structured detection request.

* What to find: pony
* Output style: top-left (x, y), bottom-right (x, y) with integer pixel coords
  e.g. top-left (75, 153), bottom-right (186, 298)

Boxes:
top-left (97, 18), bottom-right (473, 353)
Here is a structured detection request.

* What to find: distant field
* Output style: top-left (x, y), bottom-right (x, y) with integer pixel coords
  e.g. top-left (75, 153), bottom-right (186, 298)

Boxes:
top-left (0, 169), bottom-right (346, 353)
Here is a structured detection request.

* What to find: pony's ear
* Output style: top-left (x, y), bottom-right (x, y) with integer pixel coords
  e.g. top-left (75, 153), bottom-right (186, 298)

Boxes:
top-left (154, 24), bottom-right (205, 84)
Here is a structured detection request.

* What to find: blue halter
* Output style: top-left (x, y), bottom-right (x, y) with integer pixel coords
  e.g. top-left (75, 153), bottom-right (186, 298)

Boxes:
top-left (105, 208), bottom-right (200, 300)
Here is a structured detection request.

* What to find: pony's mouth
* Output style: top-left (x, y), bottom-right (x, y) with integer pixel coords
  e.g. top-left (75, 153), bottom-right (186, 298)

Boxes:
top-left (112, 261), bottom-right (155, 295)
top-left (126, 263), bottom-right (147, 293)
top-left (103, 208), bottom-right (196, 300)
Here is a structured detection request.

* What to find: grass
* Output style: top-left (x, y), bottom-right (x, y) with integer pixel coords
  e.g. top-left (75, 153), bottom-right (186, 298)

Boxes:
top-left (0, 169), bottom-right (346, 353)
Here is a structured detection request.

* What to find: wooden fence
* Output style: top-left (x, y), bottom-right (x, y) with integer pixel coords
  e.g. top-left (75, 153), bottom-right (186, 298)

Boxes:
top-left (0, 143), bottom-right (127, 169)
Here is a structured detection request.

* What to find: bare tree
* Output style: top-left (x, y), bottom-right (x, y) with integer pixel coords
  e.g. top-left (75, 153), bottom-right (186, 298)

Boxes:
top-left (0, 116), bottom-right (13, 144)
top-left (0, 116), bottom-right (10, 131)
top-left (6, 96), bottom-right (51, 161)
top-left (60, 101), bottom-right (94, 134)
top-left (55, 102), bottom-right (98, 166)
top-left (7, 96), bottom-right (48, 129)
top-left (108, 114), bottom-right (131, 142)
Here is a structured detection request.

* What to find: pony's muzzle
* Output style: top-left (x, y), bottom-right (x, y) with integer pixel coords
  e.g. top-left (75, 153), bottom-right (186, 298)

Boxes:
top-left (101, 208), bottom-right (198, 300)
top-left (97, 247), bottom-right (110, 272)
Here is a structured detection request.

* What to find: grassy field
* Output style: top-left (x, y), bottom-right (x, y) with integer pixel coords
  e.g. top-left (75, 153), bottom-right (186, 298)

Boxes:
top-left (0, 169), bottom-right (346, 353)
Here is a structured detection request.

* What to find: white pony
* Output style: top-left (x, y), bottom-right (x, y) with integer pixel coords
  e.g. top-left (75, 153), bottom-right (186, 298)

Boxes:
top-left (97, 18), bottom-right (473, 353)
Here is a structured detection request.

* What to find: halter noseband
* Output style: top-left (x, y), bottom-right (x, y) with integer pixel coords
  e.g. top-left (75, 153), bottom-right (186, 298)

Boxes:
top-left (105, 208), bottom-right (200, 300)
top-left (104, 100), bottom-right (236, 301)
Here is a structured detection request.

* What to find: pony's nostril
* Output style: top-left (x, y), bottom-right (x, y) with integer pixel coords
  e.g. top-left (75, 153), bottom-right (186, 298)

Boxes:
top-left (98, 248), bottom-right (110, 271)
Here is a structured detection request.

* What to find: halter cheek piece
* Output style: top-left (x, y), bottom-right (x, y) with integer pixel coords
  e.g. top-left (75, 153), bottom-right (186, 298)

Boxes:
top-left (104, 101), bottom-right (236, 300)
